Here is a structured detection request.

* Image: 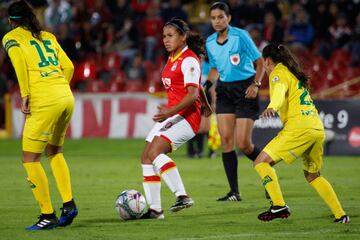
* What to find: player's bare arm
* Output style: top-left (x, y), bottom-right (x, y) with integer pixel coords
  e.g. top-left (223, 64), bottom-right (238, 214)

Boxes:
top-left (153, 86), bottom-right (198, 122)
top-left (199, 86), bottom-right (213, 117)
top-left (245, 58), bottom-right (264, 99)
top-left (21, 96), bottom-right (30, 115)
top-left (203, 68), bottom-right (219, 92)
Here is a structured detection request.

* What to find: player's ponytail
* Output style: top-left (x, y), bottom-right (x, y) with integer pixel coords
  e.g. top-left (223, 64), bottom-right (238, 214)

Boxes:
top-left (165, 18), bottom-right (205, 58)
top-left (186, 31), bottom-right (205, 58)
top-left (262, 43), bottom-right (310, 90)
top-left (8, 0), bottom-right (42, 41)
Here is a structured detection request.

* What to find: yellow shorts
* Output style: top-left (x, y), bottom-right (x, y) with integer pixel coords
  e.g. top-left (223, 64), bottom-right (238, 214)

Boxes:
top-left (263, 128), bottom-right (325, 173)
top-left (22, 96), bottom-right (74, 153)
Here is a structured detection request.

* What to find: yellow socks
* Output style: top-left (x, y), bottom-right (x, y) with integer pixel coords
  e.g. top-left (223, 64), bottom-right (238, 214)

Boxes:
top-left (310, 176), bottom-right (346, 219)
top-left (255, 162), bottom-right (285, 206)
top-left (49, 153), bottom-right (73, 203)
top-left (23, 162), bottom-right (54, 214)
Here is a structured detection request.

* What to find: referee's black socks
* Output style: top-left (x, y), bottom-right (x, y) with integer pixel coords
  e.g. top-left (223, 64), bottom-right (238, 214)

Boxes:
top-left (245, 146), bottom-right (261, 161)
top-left (222, 150), bottom-right (239, 194)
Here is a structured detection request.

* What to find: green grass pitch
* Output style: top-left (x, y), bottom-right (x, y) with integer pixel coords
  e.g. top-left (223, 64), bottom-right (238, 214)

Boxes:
top-left (0, 139), bottom-right (359, 240)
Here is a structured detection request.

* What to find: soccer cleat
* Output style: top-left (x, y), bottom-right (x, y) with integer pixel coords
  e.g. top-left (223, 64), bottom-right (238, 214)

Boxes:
top-left (140, 209), bottom-right (165, 219)
top-left (216, 192), bottom-right (242, 201)
top-left (258, 205), bottom-right (290, 221)
top-left (58, 205), bottom-right (78, 227)
top-left (170, 195), bottom-right (194, 212)
top-left (334, 215), bottom-right (350, 223)
top-left (26, 214), bottom-right (58, 230)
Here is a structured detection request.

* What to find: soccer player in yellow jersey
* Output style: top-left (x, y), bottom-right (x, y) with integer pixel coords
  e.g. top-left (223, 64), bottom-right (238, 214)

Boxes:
top-left (254, 43), bottom-right (349, 223)
top-left (2, 0), bottom-right (77, 230)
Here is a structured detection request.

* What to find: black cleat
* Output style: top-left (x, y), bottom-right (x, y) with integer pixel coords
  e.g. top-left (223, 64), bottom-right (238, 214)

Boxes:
top-left (217, 192), bottom-right (241, 201)
top-left (334, 215), bottom-right (350, 223)
top-left (26, 214), bottom-right (58, 230)
top-left (258, 205), bottom-right (290, 221)
top-left (140, 209), bottom-right (165, 219)
top-left (170, 195), bottom-right (194, 212)
top-left (58, 202), bottom-right (78, 227)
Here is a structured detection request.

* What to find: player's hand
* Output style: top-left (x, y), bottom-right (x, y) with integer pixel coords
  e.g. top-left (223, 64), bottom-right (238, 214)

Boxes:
top-left (260, 108), bottom-right (276, 119)
top-left (152, 105), bottom-right (171, 122)
top-left (245, 83), bottom-right (259, 99)
top-left (201, 102), bottom-right (213, 117)
top-left (21, 96), bottom-right (30, 115)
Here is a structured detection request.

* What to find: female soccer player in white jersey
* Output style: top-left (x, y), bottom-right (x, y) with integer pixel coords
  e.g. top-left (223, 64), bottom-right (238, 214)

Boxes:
top-left (140, 18), bottom-right (212, 219)
top-left (254, 43), bottom-right (349, 223)
top-left (2, 0), bottom-right (77, 230)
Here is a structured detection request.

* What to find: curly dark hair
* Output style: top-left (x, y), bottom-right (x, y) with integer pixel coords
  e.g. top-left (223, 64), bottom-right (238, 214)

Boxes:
top-left (8, 0), bottom-right (42, 41)
top-left (164, 18), bottom-right (205, 58)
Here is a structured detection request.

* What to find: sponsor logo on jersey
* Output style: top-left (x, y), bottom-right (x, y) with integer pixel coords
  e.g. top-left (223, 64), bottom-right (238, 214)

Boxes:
top-left (161, 77), bottom-right (171, 89)
top-left (230, 53), bottom-right (240, 65)
top-left (40, 70), bottom-right (59, 77)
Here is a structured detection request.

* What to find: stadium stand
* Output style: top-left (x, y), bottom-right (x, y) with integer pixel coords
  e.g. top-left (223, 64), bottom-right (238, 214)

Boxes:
top-left (0, 0), bottom-right (359, 101)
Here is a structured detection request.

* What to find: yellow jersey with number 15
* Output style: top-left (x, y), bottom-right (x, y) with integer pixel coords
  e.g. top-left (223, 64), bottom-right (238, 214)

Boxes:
top-left (268, 63), bottom-right (323, 131)
top-left (2, 27), bottom-right (73, 106)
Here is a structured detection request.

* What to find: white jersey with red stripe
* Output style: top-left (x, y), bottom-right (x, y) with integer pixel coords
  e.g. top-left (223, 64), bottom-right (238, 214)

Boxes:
top-left (161, 46), bottom-right (201, 133)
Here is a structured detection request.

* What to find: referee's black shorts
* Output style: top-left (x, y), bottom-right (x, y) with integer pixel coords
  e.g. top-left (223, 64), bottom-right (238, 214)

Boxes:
top-left (215, 77), bottom-right (259, 120)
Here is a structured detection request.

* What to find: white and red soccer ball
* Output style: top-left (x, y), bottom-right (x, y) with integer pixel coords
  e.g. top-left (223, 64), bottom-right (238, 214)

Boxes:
top-left (115, 190), bottom-right (147, 220)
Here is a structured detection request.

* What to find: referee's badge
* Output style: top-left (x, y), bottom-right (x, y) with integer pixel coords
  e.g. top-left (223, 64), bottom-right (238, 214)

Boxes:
top-left (230, 53), bottom-right (240, 65)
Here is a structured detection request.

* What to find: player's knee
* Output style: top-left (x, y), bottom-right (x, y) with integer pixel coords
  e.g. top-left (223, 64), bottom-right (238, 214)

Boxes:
top-left (253, 151), bottom-right (272, 166)
top-left (46, 144), bottom-right (62, 157)
top-left (237, 140), bottom-right (252, 153)
top-left (304, 171), bottom-right (320, 183)
top-left (22, 151), bottom-right (42, 163)
top-left (147, 149), bottom-right (161, 163)
top-left (141, 152), bottom-right (151, 164)
top-left (220, 137), bottom-right (234, 152)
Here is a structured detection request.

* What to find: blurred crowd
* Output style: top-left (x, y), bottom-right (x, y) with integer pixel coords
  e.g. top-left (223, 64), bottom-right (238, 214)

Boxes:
top-left (0, 0), bottom-right (360, 126)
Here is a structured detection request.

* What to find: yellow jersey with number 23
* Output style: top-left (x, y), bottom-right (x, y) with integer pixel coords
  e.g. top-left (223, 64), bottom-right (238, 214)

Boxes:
top-left (267, 63), bottom-right (323, 131)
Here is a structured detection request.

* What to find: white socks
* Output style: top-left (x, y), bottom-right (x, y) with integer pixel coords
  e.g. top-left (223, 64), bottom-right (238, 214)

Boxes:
top-left (142, 164), bottom-right (162, 211)
top-left (142, 154), bottom-right (187, 211)
top-left (153, 154), bottom-right (187, 197)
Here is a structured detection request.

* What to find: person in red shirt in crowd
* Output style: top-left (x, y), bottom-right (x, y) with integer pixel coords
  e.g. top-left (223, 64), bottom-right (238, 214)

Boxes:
top-left (139, 3), bottom-right (164, 61)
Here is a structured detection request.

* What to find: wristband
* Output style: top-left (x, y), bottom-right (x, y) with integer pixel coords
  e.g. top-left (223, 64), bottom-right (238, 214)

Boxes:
top-left (203, 80), bottom-right (213, 91)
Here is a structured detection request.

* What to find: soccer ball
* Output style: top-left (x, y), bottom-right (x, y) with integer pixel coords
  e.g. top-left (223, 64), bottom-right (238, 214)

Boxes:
top-left (115, 190), bottom-right (147, 220)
